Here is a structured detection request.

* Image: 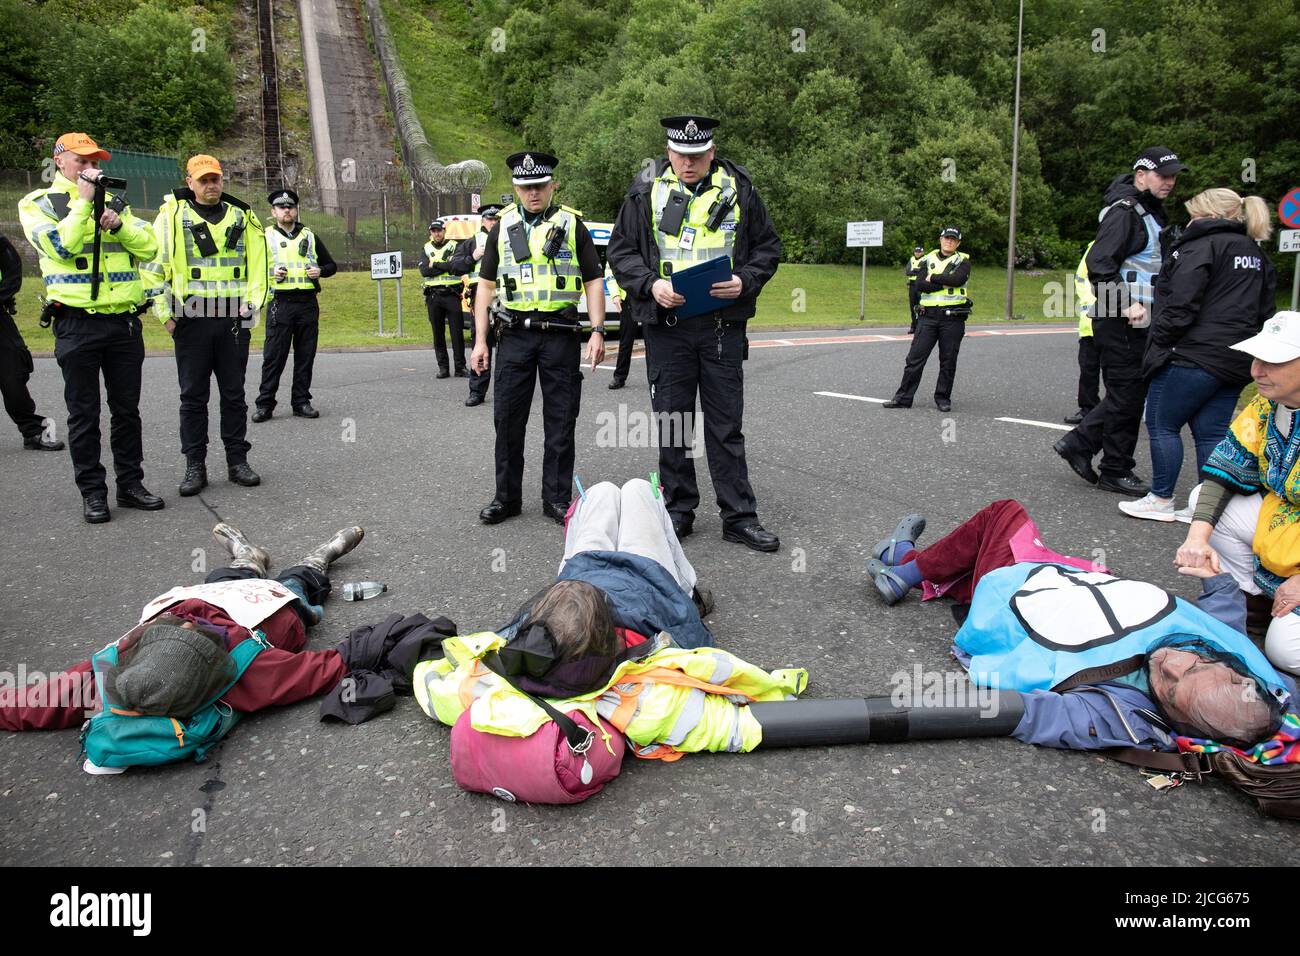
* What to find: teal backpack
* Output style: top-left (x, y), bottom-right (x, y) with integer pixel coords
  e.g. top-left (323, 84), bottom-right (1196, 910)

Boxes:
top-left (80, 631), bottom-right (269, 769)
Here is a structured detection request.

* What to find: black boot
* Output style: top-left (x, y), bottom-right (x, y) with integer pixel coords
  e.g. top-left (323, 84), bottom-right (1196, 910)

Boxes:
top-left (179, 460), bottom-right (208, 497)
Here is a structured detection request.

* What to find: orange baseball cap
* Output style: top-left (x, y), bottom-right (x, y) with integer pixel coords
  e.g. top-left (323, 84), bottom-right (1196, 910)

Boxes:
top-left (186, 155), bottom-right (223, 179)
top-left (53, 133), bottom-right (110, 161)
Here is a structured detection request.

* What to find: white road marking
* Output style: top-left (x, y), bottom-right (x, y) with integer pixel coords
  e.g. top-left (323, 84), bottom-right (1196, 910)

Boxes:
top-left (815, 391), bottom-right (888, 404)
top-left (996, 416), bottom-right (1072, 431)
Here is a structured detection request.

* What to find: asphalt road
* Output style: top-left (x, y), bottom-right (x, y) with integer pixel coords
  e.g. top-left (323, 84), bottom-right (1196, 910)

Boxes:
top-left (3, 323), bottom-right (1297, 866)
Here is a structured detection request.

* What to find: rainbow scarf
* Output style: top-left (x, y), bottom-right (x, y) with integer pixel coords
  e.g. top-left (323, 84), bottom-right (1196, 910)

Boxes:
top-left (1178, 711), bottom-right (1300, 765)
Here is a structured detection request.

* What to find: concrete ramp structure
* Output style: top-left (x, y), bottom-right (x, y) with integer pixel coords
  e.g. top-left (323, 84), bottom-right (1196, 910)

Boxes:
top-left (297, 0), bottom-right (400, 214)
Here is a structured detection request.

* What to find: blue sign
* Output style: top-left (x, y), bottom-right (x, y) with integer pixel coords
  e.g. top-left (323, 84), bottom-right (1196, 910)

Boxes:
top-left (1280, 188), bottom-right (1300, 229)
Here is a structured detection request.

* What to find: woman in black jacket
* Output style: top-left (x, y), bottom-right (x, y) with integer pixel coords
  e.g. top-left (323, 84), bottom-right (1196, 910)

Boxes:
top-left (1119, 188), bottom-right (1276, 523)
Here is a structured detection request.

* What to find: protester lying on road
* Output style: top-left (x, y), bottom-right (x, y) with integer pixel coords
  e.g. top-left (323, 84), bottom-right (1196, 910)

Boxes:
top-left (865, 500), bottom-right (1293, 753)
top-left (409, 478), bottom-right (809, 803)
top-left (0, 523), bottom-right (365, 770)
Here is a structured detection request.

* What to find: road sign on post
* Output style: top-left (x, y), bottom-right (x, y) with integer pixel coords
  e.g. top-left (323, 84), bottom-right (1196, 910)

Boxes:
top-left (1279, 188), bottom-right (1300, 229)
top-left (371, 251), bottom-right (404, 336)
top-left (846, 221), bottom-right (884, 322)
top-left (1281, 228), bottom-right (1300, 311)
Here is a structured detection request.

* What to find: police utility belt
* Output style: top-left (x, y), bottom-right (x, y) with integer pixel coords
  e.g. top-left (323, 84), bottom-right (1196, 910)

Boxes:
top-left (917, 304), bottom-right (972, 320)
top-left (493, 305), bottom-right (581, 334)
top-left (39, 299), bottom-right (148, 328)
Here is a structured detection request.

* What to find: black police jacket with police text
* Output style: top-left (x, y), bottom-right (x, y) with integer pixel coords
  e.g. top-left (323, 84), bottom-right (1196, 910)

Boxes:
top-left (607, 157), bottom-right (781, 326)
top-left (1142, 217), bottom-right (1276, 387)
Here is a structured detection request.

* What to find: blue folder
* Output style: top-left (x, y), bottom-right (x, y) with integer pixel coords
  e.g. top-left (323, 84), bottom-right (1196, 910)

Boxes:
top-left (668, 255), bottom-right (734, 319)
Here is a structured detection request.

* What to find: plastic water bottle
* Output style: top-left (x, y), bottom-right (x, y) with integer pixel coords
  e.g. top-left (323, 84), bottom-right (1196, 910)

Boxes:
top-left (342, 581), bottom-right (387, 601)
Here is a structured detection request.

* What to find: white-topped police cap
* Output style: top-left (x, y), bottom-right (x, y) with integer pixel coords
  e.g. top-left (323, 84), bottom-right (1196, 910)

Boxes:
top-left (662, 115), bottom-right (719, 155)
top-left (477, 204), bottom-right (504, 219)
top-left (267, 188), bottom-right (299, 207)
top-left (507, 151), bottom-right (558, 185)
top-left (940, 225), bottom-right (962, 240)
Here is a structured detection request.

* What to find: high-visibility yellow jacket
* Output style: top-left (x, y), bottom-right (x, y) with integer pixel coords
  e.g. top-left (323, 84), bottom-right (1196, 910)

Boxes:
top-left (18, 173), bottom-right (157, 313)
top-left (414, 631), bottom-right (808, 759)
top-left (142, 190), bottom-right (267, 322)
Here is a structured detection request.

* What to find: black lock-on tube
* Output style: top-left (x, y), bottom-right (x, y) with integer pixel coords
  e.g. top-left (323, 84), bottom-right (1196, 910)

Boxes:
top-left (748, 692), bottom-right (1026, 749)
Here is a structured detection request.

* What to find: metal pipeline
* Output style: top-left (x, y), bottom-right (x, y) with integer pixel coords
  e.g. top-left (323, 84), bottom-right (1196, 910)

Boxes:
top-left (749, 692), bottom-right (1026, 749)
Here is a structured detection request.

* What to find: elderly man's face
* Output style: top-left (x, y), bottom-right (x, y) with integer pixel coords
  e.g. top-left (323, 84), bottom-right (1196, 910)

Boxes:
top-left (1252, 357), bottom-right (1300, 407)
top-left (1148, 647), bottom-right (1262, 740)
top-left (667, 145), bottom-right (714, 185)
top-left (55, 152), bottom-right (100, 183)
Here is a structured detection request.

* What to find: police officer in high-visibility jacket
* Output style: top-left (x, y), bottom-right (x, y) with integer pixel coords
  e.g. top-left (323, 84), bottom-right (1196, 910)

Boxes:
top-left (1064, 250), bottom-right (1100, 424)
top-left (142, 155), bottom-right (268, 497)
top-left (420, 218), bottom-right (467, 379)
top-left (449, 203), bottom-right (501, 407)
top-left (884, 226), bottom-right (972, 412)
top-left (607, 115), bottom-right (783, 553)
top-left (253, 188), bottom-right (336, 422)
top-left (18, 132), bottom-right (162, 524)
top-left (469, 152), bottom-right (605, 525)
top-left (905, 244), bottom-right (926, 334)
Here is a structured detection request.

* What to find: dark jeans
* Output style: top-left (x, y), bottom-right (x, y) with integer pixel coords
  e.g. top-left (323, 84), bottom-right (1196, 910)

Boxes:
top-left (1145, 362), bottom-right (1243, 499)
top-left (425, 288), bottom-right (466, 373)
top-left (52, 311), bottom-right (145, 495)
top-left (1066, 320), bottom-right (1147, 477)
top-left (612, 313), bottom-right (639, 383)
top-left (1076, 334), bottom-right (1100, 411)
top-left (493, 326), bottom-right (582, 504)
top-left (643, 317), bottom-right (757, 528)
top-left (892, 314), bottom-right (965, 403)
top-left (173, 315), bottom-right (252, 466)
top-left (257, 296), bottom-right (319, 412)
top-left (0, 309), bottom-right (45, 440)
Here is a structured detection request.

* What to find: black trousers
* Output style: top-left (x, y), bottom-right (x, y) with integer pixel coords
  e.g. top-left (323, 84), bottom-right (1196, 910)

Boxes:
top-left (467, 290), bottom-right (492, 400)
top-left (1065, 320), bottom-right (1147, 477)
top-left (52, 311), bottom-right (145, 496)
top-left (493, 326), bottom-right (582, 504)
top-left (0, 309), bottom-right (45, 441)
top-left (425, 288), bottom-right (466, 374)
top-left (907, 284), bottom-right (920, 334)
top-left (1076, 333), bottom-right (1101, 411)
top-left (173, 316), bottom-right (251, 466)
top-left (612, 313), bottom-right (639, 384)
top-left (256, 296), bottom-right (319, 412)
top-left (892, 314), bottom-right (966, 404)
top-left (643, 317), bottom-right (757, 528)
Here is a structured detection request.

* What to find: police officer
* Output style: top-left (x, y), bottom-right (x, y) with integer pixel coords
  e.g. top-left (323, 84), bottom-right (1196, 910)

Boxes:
top-left (905, 244), bottom-right (926, 334)
top-left (470, 152), bottom-right (605, 524)
top-left (18, 132), bottom-right (161, 523)
top-left (420, 219), bottom-right (466, 379)
top-left (605, 262), bottom-right (637, 389)
top-left (253, 188), bottom-right (336, 422)
top-left (449, 204), bottom-right (501, 406)
top-left (1053, 146), bottom-right (1185, 495)
top-left (884, 226), bottom-right (972, 412)
top-left (142, 154), bottom-right (268, 497)
top-left (607, 115), bottom-right (783, 552)
top-left (0, 234), bottom-right (63, 452)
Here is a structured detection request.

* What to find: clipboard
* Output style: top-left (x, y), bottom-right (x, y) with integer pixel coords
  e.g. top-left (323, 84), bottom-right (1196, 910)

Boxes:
top-left (668, 255), bottom-right (733, 319)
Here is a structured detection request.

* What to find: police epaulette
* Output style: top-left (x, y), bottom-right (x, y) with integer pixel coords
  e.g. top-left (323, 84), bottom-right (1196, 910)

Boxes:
top-left (559, 204), bottom-right (583, 218)
top-left (220, 193), bottom-right (252, 212)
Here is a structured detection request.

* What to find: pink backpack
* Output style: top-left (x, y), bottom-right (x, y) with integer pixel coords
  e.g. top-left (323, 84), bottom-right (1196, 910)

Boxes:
top-left (450, 709), bottom-right (625, 804)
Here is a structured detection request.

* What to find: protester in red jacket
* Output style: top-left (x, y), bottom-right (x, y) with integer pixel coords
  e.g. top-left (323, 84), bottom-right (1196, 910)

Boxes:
top-left (0, 522), bottom-right (362, 733)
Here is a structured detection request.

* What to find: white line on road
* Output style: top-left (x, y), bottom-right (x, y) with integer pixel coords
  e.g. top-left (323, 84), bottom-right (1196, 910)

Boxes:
top-left (815, 391), bottom-right (888, 403)
top-left (996, 416), bottom-right (1072, 431)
